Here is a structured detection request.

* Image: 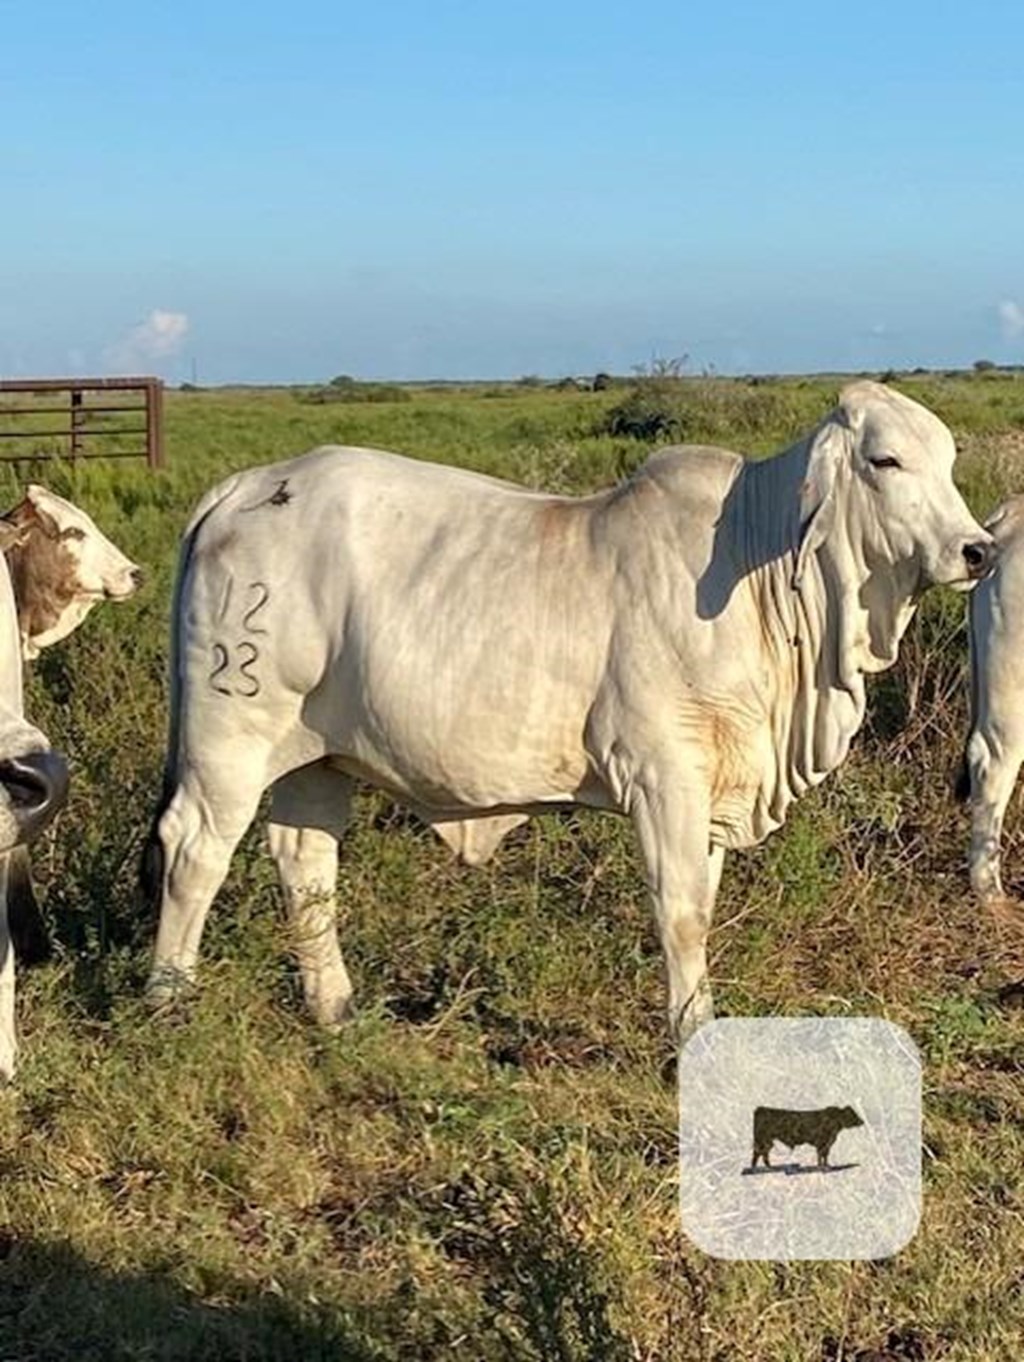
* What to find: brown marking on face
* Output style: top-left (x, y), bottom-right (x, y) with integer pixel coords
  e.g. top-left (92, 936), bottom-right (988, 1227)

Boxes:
top-left (1, 498), bottom-right (83, 641)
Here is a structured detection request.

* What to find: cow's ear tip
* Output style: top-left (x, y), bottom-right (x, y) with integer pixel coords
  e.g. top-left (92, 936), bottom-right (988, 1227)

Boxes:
top-left (0, 521), bottom-right (27, 552)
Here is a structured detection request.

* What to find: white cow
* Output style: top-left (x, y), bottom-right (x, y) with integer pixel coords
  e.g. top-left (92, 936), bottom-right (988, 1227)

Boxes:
top-left (2, 484), bottom-right (144, 660)
top-left (143, 382), bottom-right (992, 1042)
top-left (0, 520), bottom-right (69, 1076)
top-left (959, 495), bottom-right (1024, 902)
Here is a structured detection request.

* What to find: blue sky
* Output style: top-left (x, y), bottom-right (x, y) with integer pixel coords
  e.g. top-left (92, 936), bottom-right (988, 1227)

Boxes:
top-left (5, 1), bottom-right (1024, 383)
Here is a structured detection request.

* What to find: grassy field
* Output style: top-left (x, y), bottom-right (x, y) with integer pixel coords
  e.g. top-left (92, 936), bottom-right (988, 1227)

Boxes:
top-left (0, 372), bottom-right (1022, 1360)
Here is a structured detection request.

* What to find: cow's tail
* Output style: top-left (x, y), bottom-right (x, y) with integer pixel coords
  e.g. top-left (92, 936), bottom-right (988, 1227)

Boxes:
top-left (954, 582), bottom-right (981, 804)
top-left (140, 474), bottom-right (245, 909)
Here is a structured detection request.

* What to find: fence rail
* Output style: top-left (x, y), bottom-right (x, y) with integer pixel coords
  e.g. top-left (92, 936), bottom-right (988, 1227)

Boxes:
top-left (0, 376), bottom-right (164, 470)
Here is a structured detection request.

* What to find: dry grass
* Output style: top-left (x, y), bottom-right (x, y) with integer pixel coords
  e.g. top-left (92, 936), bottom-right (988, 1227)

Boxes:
top-left (0, 374), bottom-right (1020, 1359)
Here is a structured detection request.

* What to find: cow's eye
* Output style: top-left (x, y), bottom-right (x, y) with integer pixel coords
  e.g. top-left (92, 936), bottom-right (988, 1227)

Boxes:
top-left (869, 455), bottom-right (901, 470)
top-left (60, 526), bottom-right (86, 541)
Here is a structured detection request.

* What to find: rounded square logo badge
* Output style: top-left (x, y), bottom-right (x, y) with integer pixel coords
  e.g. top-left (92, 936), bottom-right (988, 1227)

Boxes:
top-left (678, 1018), bottom-right (921, 1260)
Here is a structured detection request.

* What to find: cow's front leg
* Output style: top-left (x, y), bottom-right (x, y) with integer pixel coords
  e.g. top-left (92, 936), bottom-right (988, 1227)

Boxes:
top-left (631, 779), bottom-right (719, 1045)
top-left (0, 857), bottom-right (16, 1079)
top-left (268, 763), bottom-right (355, 1027)
top-left (965, 729), bottom-right (1024, 903)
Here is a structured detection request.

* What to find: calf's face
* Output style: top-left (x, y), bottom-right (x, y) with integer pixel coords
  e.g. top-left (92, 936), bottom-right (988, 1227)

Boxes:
top-left (1, 485), bottom-right (143, 659)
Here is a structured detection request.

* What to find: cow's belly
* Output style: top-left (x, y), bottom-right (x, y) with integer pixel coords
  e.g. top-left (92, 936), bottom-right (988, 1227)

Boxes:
top-left (320, 687), bottom-right (592, 813)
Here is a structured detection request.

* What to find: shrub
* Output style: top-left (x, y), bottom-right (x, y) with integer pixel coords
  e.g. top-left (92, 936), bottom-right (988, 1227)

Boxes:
top-left (301, 381), bottom-right (411, 405)
top-left (598, 357), bottom-right (691, 441)
top-left (596, 362), bottom-right (815, 447)
top-left (602, 385), bottom-right (689, 441)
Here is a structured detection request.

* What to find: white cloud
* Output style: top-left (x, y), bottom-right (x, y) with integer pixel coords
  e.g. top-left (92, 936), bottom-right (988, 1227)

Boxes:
top-left (998, 299), bottom-right (1024, 342)
top-left (105, 308), bottom-right (189, 372)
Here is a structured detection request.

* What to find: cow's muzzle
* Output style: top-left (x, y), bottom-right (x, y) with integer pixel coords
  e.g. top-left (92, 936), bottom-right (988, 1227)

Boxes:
top-left (963, 539), bottom-right (997, 579)
top-left (0, 751), bottom-right (70, 842)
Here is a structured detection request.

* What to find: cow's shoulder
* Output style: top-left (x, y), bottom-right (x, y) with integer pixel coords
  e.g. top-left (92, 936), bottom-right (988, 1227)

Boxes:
top-left (640, 443), bottom-right (743, 499)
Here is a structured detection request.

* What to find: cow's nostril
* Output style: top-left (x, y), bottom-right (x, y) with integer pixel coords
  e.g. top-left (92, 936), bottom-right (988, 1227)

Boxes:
top-left (0, 750), bottom-right (69, 843)
top-left (963, 541), bottom-right (995, 577)
top-left (130, 567), bottom-right (146, 589)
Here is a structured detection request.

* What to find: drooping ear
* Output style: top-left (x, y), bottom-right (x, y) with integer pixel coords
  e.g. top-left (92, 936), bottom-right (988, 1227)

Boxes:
top-left (792, 411), bottom-right (855, 589)
top-left (0, 519), bottom-right (30, 553)
top-left (29, 504), bottom-right (60, 541)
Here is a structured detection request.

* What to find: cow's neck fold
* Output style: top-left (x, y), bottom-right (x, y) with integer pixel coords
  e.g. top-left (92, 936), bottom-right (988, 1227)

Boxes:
top-left (733, 442), bottom-right (917, 836)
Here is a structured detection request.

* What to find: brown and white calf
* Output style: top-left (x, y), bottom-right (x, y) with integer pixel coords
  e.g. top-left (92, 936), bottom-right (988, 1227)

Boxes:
top-left (2, 484), bottom-right (143, 660)
top-left (0, 485), bottom-right (143, 967)
top-left (0, 517), bottom-right (69, 1077)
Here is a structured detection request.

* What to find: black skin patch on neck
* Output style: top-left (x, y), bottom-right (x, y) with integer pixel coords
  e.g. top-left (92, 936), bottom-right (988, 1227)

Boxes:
top-left (240, 479), bottom-right (291, 512)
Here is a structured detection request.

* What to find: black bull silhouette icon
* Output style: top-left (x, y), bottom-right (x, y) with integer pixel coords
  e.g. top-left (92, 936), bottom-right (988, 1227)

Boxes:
top-left (751, 1105), bottom-right (864, 1169)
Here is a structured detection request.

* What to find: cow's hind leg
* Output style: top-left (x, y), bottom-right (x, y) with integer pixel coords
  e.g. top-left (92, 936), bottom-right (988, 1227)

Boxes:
top-left (146, 757), bottom-right (268, 1006)
top-left (268, 762), bottom-right (354, 1026)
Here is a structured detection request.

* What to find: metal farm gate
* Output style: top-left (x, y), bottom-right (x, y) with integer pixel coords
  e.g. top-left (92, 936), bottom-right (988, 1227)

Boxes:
top-left (0, 376), bottom-right (164, 470)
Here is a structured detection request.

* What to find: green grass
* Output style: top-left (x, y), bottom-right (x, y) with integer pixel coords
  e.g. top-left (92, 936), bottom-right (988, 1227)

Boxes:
top-left (0, 373), bottom-right (1022, 1358)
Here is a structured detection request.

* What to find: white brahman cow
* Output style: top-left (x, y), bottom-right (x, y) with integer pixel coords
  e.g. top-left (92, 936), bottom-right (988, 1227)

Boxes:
top-left (0, 520), bottom-right (69, 1077)
top-left (142, 381), bottom-right (992, 1043)
top-left (958, 495), bottom-right (1024, 902)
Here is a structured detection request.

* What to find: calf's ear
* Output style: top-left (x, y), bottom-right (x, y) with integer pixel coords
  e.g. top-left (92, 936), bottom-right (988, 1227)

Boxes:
top-left (0, 520), bottom-right (29, 553)
top-left (793, 406), bottom-right (859, 590)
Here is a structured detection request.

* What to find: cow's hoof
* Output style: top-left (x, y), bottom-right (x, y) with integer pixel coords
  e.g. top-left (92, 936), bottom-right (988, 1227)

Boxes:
top-left (674, 1007), bottom-right (715, 1051)
top-left (310, 993), bottom-right (355, 1030)
top-left (673, 978), bottom-right (715, 1047)
top-left (997, 978), bottom-right (1024, 1011)
top-left (982, 893), bottom-right (1024, 924)
top-left (981, 897), bottom-right (1024, 973)
top-left (145, 964), bottom-right (197, 1013)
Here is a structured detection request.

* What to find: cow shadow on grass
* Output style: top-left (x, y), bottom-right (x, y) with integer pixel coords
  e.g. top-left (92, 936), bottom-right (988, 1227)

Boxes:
top-left (0, 1235), bottom-right (377, 1362)
top-left (0, 1198), bottom-right (642, 1362)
